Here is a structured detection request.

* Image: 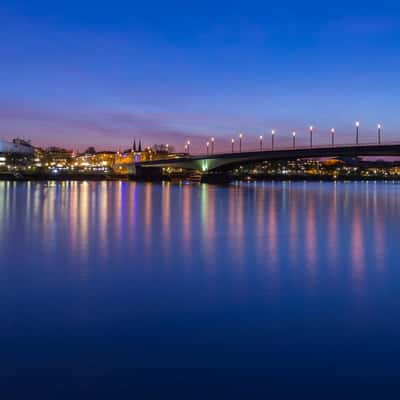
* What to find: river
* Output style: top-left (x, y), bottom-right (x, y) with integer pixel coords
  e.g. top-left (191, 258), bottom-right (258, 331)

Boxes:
top-left (1, 181), bottom-right (400, 397)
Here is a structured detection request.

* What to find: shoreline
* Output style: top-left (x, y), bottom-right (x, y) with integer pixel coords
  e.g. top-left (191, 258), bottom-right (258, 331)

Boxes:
top-left (1, 172), bottom-right (400, 183)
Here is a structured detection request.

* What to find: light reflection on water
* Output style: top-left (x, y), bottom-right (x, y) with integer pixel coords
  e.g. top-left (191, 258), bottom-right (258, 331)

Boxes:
top-left (2, 181), bottom-right (400, 394)
top-left (0, 181), bottom-right (399, 290)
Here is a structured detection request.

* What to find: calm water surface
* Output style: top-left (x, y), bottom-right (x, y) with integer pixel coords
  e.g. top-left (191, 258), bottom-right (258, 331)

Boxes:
top-left (1, 181), bottom-right (400, 397)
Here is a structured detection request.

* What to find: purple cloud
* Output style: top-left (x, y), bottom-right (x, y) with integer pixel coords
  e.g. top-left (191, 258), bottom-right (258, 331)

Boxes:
top-left (0, 101), bottom-right (214, 151)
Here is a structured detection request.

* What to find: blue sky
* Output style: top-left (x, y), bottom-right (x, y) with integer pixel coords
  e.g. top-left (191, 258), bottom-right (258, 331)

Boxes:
top-left (1, 0), bottom-right (400, 151)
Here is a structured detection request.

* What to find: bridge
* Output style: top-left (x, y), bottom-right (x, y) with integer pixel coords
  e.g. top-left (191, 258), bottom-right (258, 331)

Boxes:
top-left (134, 143), bottom-right (400, 176)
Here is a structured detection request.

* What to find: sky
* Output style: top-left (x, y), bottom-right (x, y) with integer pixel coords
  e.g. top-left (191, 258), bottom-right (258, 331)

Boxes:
top-left (1, 0), bottom-right (400, 152)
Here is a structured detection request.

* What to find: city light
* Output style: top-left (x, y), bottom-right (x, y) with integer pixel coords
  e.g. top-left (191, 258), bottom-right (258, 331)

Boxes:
top-left (0, 122), bottom-right (397, 178)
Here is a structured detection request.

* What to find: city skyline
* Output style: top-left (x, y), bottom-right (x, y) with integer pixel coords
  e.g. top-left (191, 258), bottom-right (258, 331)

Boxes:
top-left (2, 1), bottom-right (400, 151)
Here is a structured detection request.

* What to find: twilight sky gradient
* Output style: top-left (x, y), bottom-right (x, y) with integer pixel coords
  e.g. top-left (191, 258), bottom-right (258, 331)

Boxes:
top-left (1, 0), bottom-right (400, 152)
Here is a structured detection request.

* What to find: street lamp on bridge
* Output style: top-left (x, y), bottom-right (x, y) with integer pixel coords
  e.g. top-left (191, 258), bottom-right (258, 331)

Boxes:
top-left (187, 140), bottom-right (190, 154)
top-left (331, 128), bottom-right (335, 147)
top-left (211, 137), bottom-right (215, 154)
top-left (271, 130), bottom-right (275, 150)
top-left (231, 138), bottom-right (235, 153)
top-left (239, 133), bottom-right (243, 152)
top-left (292, 131), bottom-right (296, 149)
top-left (206, 141), bottom-right (210, 155)
top-left (259, 135), bottom-right (263, 151)
top-left (378, 124), bottom-right (382, 145)
top-left (309, 125), bottom-right (314, 148)
top-left (355, 121), bottom-right (360, 145)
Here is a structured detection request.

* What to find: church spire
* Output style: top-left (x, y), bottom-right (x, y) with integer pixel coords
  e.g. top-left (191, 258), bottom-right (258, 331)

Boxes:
top-left (138, 139), bottom-right (142, 152)
top-left (133, 139), bottom-right (136, 152)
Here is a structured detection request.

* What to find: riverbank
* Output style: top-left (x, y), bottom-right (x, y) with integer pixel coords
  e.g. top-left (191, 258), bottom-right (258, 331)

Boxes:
top-left (0, 172), bottom-right (128, 181)
top-left (1, 171), bottom-right (400, 183)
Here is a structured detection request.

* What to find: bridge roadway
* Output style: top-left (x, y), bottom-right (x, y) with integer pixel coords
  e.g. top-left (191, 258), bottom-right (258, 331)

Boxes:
top-left (135, 142), bottom-right (400, 173)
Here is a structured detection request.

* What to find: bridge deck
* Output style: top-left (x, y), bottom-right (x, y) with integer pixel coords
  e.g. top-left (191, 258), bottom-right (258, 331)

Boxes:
top-left (136, 142), bottom-right (400, 171)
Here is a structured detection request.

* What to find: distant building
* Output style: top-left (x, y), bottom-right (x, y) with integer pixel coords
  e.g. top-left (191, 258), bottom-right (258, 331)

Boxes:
top-left (74, 151), bottom-right (117, 170)
top-left (0, 138), bottom-right (35, 155)
top-left (0, 139), bottom-right (35, 170)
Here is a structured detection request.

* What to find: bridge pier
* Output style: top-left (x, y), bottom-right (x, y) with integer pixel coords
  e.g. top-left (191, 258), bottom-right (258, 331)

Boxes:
top-left (132, 165), bottom-right (164, 181)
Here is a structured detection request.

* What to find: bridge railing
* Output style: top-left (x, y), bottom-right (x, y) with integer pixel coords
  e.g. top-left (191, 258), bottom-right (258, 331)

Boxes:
top-left (182, 141), bottom-right (400, 157)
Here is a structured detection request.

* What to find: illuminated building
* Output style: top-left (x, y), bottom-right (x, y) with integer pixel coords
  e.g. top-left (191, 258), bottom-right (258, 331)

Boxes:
top-left (74, 151), bottom-right (117, 171)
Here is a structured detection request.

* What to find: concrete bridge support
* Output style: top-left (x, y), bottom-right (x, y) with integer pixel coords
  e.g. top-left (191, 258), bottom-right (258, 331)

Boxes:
top-left (133, 165), bottom-right (164, 181)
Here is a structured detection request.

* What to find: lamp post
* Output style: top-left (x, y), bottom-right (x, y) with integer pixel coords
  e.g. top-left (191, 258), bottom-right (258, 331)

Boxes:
top-left (231, 138), bottom-right (235, 153)
top-left (378, 124), bottom-right (382, 144)
top-left (166, 143), bottom-right (169, 153)
top-left (292, 131), bottom-right (296, 149)
top-left (331, 128), bottom-right (335, 147)
top-left (356, 121), bottom-right (360, 145)
top-left (211, 137), bottom-right (215, 154)
top-left (239, 133), bottom-right (243, 152)
top-left (309, 125), bottom-right (313, 148)
top-left (206, 141), bottom-right (210, 155)
top-left (184, 144), bottom-right (188, 153)
top-left (259, 135), bottom-right (263, 151)
top-left (187, 140), bottom-right (190, 154)
top-left (271, 130), bottom-right (275, 150)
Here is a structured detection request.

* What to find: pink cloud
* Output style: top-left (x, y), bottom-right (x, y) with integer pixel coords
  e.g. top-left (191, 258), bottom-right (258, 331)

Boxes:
top-left (0, 100), bottom-right (350, 153)
top-left (0, 101), bottom-right (211, 151)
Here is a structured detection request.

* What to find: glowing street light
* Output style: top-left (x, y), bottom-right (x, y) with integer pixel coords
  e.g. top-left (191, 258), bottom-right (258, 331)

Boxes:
top-left (206, 141), bottom-right (210, 155)
top-left (211, 137), bottom-right (215, 154)
top-left (231, 138), bottom-right (235, 153)
top-left (239, 133), bottom-right (243, 152)
top-left (378, 124), bottom-right (382, 144)
top-left (309, 125), bottom-right (314, 148)
top-left (166, 143), bottom-right (169, 153)
top-left (259, 135), bottom-right (263, 151)
top-left (186, 140), bottom-right (191, 154)
top-left (271, 130), bottom-right (275, 150)
top-left (331, 128), bottom-right (335, 147)
top-left (292, 131), bottom-right (296, 149)
top-left (355, 121), bottom-right (360, 145)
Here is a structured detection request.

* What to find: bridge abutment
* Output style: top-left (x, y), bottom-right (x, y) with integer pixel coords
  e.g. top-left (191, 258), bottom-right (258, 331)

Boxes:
top-left (132, 165), bottom-right (164, 181)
